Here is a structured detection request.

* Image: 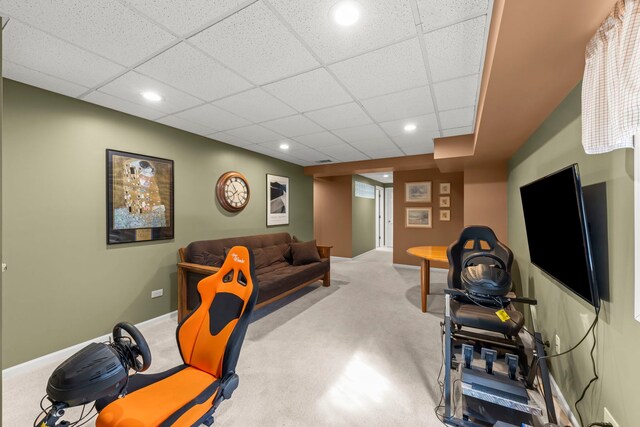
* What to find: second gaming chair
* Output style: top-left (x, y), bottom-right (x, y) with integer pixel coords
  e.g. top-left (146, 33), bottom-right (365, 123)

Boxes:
top-left (95, 246), bottom-right (259, 427)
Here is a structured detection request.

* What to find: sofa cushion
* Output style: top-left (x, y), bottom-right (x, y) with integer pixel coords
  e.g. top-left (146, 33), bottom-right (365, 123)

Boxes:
top-left (190, 251), bottom-right (223, 267)
top-left (263, 245), bottom-right (286, 265)
top-left (256, 259), bottom-right (329, 303)
top-left (184, 232), bottom-right (292, 264)
top-left (290, 240), bottom-right (321, 266)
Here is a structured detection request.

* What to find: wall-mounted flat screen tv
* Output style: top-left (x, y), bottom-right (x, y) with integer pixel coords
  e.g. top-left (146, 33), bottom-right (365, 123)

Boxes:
top-left (520, 164), bottom-right (599, 308)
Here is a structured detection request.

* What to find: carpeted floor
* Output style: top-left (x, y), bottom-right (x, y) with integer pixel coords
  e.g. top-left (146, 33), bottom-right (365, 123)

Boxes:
top-left (3, 249), bottom-right (450, 426)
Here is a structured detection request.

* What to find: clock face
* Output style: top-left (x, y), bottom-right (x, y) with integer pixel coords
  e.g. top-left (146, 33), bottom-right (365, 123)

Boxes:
top-left (216, 172), bottom-right (250, 212)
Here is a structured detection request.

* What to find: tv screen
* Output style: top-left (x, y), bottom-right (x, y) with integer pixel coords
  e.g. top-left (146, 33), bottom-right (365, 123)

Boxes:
top-left (520, 164), bottom-right (599, 307)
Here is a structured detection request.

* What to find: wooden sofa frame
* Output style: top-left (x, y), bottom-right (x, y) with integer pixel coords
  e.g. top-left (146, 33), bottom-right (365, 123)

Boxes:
top-left (177, 245), bottom-right (332, 322)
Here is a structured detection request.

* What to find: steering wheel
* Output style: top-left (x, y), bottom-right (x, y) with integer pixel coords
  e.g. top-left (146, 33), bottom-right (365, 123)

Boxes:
top-left (113, 322), bottom-right (152, 372)
top-left (462, 252), bottom-right (507, 270)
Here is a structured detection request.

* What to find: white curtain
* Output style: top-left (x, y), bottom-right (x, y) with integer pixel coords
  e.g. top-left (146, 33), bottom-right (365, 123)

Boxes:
top-left (582, 0), bottom-right (640, 154)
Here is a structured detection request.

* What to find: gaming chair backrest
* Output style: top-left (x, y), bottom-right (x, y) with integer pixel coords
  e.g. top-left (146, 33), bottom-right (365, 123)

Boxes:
top-left (176, 246), bottom-right (259, 378)
top-left (447, 226), bottom-right (513, 290)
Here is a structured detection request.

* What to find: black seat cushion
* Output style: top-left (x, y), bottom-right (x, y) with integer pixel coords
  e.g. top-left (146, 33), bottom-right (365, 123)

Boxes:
top-left (450, 300), bottom-right (524, 336)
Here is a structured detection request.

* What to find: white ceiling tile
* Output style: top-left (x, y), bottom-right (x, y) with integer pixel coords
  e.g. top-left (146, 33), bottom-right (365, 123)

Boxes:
top-left (304, 103), bottom-right (372, 130)
top-left (329, 38), bottom-right (428, 99)
top-left (209, 132), bottom-right (253, 147)
top-left (359, 172), bottom-right (393, 183)
top-left (1, 0), bottom-right (176, 66)
top-left (136, 42), bottom-right (251, 101)
top-left (213, 88), bottom-right (296, 122)
top-left (379, 114), bottom-right (439, 137)
top-left (261, 114), bottom-right (324, 137)
top-left (3, 21), bottom-right (125, 88)
top-left (433, 74), bottom-right (479, 111)
top-left (316, 144), bottom-right (369, 162)
top-left (188, 1), bottom-right (319, 85)
top-left (401, 141), bottom-right (435, 155)
top-left (333, 124), bottom-right (389, 143)
top-left (83, 91), bottom-right (165, 120)
top-left (269, 0), bottom-right (416, 63)
top-left (261, 140), bottom-right (330, 162)
top-left (441, 126), bottom-right (474, 137)
top-left (98, 71), bottom-right (202, 114)
top-left (425, 15), bottom-right (486, 82)
top-left (122, 0), bottom-right (248, 36)
top-left (263, 68), bottom-right (352, 112)
top-left (440, 106), bottom-right (475, 129)
top-left (417, 0), bottom-right (490, 31)
top-left (392, 131), bottom-right (439, 148)
top-left (225, 125), bottom-right (282, 144)
top-left (349, 137), bottom-right (395, 151)
top-left (174, 103), bottom-right (250, 131)
top-left (360, 147), bottom-right (404, 159)
top-left (3, 60), bottom-right (89, 98)
top-left (361, 87), bottom-right (434, 122)
top-left (156, 115), bottom-right (217, 136)
top-left (294, 132), bottom-right (345, 149)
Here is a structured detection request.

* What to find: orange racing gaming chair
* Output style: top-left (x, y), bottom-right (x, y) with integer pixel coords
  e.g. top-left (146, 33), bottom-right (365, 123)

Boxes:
top-left (96, 246), bottom-right (259, 427)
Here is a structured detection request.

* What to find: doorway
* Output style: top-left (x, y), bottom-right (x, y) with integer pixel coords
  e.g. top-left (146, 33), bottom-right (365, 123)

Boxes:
top-left (385, 187), bottom-right (393, 247)
top-left (375, 186), bottom-right (384, 248)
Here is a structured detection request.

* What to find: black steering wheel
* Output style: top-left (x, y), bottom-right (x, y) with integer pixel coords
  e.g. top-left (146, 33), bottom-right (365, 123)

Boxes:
top-left (462, 252), bottom-right (507, 270)
top-left (113, 322), bottom-right (152, 372)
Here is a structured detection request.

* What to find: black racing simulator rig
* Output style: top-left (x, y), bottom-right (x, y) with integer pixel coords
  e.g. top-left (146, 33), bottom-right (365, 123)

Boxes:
top-left (35, 245), bottom-right (259, 427)
top-left (441, 226), bottom-right (557, 426)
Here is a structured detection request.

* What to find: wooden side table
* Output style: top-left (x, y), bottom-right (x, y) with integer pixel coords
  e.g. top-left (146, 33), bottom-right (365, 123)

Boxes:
top-left (406, 246), bottom-right (449, 312)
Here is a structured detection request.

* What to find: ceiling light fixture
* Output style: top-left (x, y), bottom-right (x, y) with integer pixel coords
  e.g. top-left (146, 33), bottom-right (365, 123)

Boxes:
top-left (279, 143), bottom-right (290, 150)
top-left (404, 123), bottom-right (417, 132)
top-left (141, 91), bottom-right (163, 102)
top-left (383, 174), bottom-right (389, 178)
top-left (332, 1), bottom-right (361, 26)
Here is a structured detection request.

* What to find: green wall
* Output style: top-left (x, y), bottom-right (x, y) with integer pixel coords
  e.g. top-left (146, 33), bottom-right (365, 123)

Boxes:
top-left (1, 80), bottom-right (313, 368)
top-left (351, 175), bottom-right (382, 257)
top-left (508, 83), bottom-right (640, 425)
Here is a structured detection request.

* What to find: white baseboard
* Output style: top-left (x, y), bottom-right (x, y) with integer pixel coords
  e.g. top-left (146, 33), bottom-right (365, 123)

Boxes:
top-left (549, 372), bottom-right (579, 427)
top-left (2, 310), bottom-right (177, 381)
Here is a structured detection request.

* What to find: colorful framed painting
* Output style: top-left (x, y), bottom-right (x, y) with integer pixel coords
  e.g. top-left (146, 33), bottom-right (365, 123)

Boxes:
top-left (107, 150), bottom-right (174, 244)
top-left (267, 174), bottom-right (289, 226)
top-left (405, 181), bottom-right (432, 203)
top-left (406, 207), bottom-right (432, 228)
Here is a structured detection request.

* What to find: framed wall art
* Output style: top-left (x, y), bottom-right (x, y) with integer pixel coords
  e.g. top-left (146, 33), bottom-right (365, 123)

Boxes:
top-left (440, 210), bottom-right (451, 221)
top-left (439, 196), bottom-right (450, 208)
top-left (405, 181), bottom-right (432, 203)
top-left (267, 174), bottom-right (289, 226)
top-left (439, 182), bottom-right (451, 194)
top-left (405, 207), bottom-right (432, 228)
top-left (107, 150), bottom-right (174, 244)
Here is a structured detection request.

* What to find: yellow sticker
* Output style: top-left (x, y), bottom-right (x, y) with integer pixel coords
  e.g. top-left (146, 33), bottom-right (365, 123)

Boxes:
top-left (496, 309), bottom-right (511, 322)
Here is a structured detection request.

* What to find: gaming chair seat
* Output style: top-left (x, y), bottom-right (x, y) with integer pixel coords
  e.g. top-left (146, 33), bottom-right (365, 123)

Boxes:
top-left (95, 246), bottom-right (259, 427)
top-left (447, 226), bottom-right (524, 336)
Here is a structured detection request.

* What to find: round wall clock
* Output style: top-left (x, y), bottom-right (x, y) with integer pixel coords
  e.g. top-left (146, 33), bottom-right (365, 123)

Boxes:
top-left (216, 171), bottom-right (250, 212)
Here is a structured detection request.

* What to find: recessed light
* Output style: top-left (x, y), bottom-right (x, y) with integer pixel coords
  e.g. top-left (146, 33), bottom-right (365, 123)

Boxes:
top-left (279, 143), bottom-right (290, 150)
top-left (141, 91), bottom-right (162, 102)
top-left (332, 1), bottom-right (360, 26)
top-left (383, 174), bottom-right (389, 178)
top-left (404, 123), bottom-right (417, 132)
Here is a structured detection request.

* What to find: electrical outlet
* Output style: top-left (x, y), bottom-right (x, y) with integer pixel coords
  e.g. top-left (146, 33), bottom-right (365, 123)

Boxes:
top-left (151, 289), bottom-right (163, 299)
top-left (604, 407), bottom-right (620, 427)
top-left (1, 263), bottom-right (7, 272)
top-left (555, 334), bottom-right (561, 354)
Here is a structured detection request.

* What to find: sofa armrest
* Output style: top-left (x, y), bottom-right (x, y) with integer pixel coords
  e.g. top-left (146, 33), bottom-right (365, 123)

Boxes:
top-left (316, 245), bottom-right (332, 259)
top-left (177, 262), bottom-right (220, 322)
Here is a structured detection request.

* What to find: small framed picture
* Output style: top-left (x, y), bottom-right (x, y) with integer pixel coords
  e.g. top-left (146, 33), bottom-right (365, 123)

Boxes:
top-left (439, 182), bottom-right (451, 194)
top-left (405, 181), bottom-right (432, 203)
top-left (267, 174), bottom-right (289, 226)
top-left (439, 196), bottom-right (450, 208)
top-left (440, 210), bottom-right (451, 221)
top-left (406, 207), bottom-right (432, 228)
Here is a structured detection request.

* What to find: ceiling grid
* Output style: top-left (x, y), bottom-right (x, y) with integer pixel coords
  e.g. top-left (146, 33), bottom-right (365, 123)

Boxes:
top-left (1, 0), bottom-right (492, 166)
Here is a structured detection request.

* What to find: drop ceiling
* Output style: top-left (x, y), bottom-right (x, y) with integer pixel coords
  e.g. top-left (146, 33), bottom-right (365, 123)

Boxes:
top-left (359, 172), bottom-right (393, 184)
top-left (1, 0), bottom-right (492, 166)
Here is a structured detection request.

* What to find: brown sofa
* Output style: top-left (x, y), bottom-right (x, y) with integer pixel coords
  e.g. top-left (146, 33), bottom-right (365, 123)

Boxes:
top-left (177, 232), bottom-right (331, 322)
